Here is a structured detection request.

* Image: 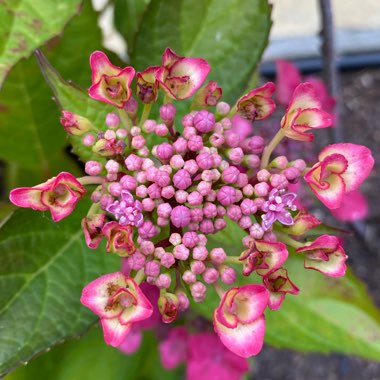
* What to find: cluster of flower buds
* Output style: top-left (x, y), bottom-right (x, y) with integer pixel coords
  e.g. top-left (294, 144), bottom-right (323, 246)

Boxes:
top-left (9, 48), bottom-right (374, 358)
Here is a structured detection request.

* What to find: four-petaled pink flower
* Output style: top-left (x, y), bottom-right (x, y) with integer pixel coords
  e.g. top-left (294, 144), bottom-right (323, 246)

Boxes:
top-left (304, 143), bottom-right (374, 209)
top-left (102, 221), bottom-right (136, 257)
top-left (280, 83), bottom-right (333, 141)
top-left (296, 234), bottom-right (348, 277)
top-left (193, 80), bottom-right (223, 107)
top-left (136, 66), bottom-right (160, 104)
top-left (155, 48), bottom-right (211, 100)
top-left (237, 82), bottom-right (276, 121)
top-left (89, 51), bottom-right (135, 108)
top-left (263, 267), bottom-right (299, 310)
top-left (9, 172), bottom-right (85, 222)
top-left (239, 240), bottom-right (288, 277)
top-left (213, 284), bottom-right (269, 357)
top-left (81, 272), bottom-right (153, 347)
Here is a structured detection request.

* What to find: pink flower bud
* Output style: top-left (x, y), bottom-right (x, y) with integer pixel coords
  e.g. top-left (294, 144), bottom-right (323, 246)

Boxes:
top-left (136, 185), bottom-right (147, 198)
top-left (183, 270), bottom-right (196, 284)
top-left (187, 191), bottom-right (203, 206)
top-left (156, 273), bottom-right (172, 289)
top-left (100, 194), bottom-right (114, 210)
top-left (272, 156), bottom-right (288, 169)
top-left (143, 119), bottom-right (157, 133)
top-left (263, 231), bottom-right (277, 242)
top-left (91, 191), bottom-right (101, 202)
top-left (249, 223), bottom-right (264, 239)
top-left (183, 159), bottom-right (199, 175)
top-left (239, 216), bottom-right (253, 229)
top-left (292, 159), bottom-right (306, 171)
top-left (170, 154), bottom-right (185, 169)
top-left (182, 113), bottom-right (194, 127)
top-left (124, 154), bottom-right (143, 171)
top-left (242, 184), bottom-right (254, 197)
top-left (119, 175), bottom-right (137, 191)
top-left (199, 219), bottom-right (215, 234)
top-left (175, 190), bottom-right (188, 203)
top-left (216, 186), bottom-right (237, 206)
top-left (220, 266), bottom-right (237, 284)
top-left (176, 291), bottom-right (190, 311)
top-left (192, 245), bottom-right (208, 261)
top-left (147, 183), bottom-right (161, 199)
top-left (154, 170), bottom-right (171, 187)
top-left (216, 101), bottom-right (230, 115)
top-left (242, 235), bottom-right (254, 248)
top-left (144, 260), bottom-right (160, 277)
top-left (206, 190), bottom-right (217, 202)
top-left (85, 160), bottom-right (102, 176)
top-left (160, 103), bottom-right (176, 122)
top-left (188, 222), bottom-right (200, 231)
top-left (138, 220), bottom-right (158, 239)
top-left (173, 169), bottom-right (192, 190)
top-left (142, 198), bottom-right (155, 212)
top-left (284, 166), bottom-right (300, 181)
top-left (203, 202), bottom-right (217, 218)
top-left (214, 218), bottom-right (227, 231)
top-left (155, 123), bottom-right (169, 136)
top-left (209, 132), bottom-right (225, 147)
top-left (169, 233), bottom-right (182, 246)
top-left (222, 166), bottom-right (240, 184)
top-left (191, 260), bottom-right (206, 274)
top-left (196, 181), bottom-right (211, 196)
top-left (187, 134), bottom-right (204, 151)
top-left (189, 208), bottom-right (202, 223)
top-left (83, 134), bottom-right (95, 146)
top-left (270, 173), bottom-right (288, 189)
top-left (257, 169), bottom-right (270, 182)
top-left (173, 244), bottom-right (190, 260)
top-left (161, 252), bottom-right (175, 268)
top-left (191, 281), bottom-right (207, 302)
top-left (171, 205), bottom-right (191, 228)
top-left (156, 203), bottom-right (172, 218)
top-left (203, 267), bottom-right (219, 284)
top-left (245, 154), bottom-right (260, 169)
top-left (161, 185), bottom-right (175, 199)
top-left (248, 135), bottom-right (265, 154)
top-left (240, 199), bottom-right (257, 215)
top-left (106, 113), bottom-right (120, 128)
top-left (142, 158), bottom-right (155, 170)
top-left (254, 182), bottom-right (269, 197)
top-left (193, 110), bottom-right (215, 133)
top-left (105, 159), bottom-right (119, 174)
top-left (210, 248), bottom-right (227, 264)
top-left (140, 240), bottom-right (155, 255)
top-left (224, 131), bottom-right (240, 148)
top-left (136, 172), bottom-right (147, 184)
top-left (182, 231), bottom-right (200, 248)
top-left (228, 147), bottom-right (244, 164)
top-left (196, 152), bottom-right (214, 170)
top-left (127, 251), bottom-right (146, 271)
top-left (198, 234), bottom-right (208, 246)
top-left (156, 142), bottom-right (174, 161)
top-left (173, 137), bottom-right (188, 154)
top-left (60, 111), bottom-right (92, 135)
top-left (116, 128), bottom-right (127, 139)
top-left (109, 182), bottom-right (122, 197)
top-left (237, 173), bottom-right (249, 188)
top-left (227, 205), bottom-right (242, 221)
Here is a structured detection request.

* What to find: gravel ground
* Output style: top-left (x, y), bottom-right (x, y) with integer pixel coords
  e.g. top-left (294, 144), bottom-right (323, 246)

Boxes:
top-left (253, 68), bottom-right (380, 380)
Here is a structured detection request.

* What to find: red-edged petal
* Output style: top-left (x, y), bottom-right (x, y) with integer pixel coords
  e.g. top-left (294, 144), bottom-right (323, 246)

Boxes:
top-left (100, 318), bottom-right (132, 347)
top-left (80, 272), bottom-right (126, 319)
top-left (287, 82), bottom-right (322, 112)
top-left (267, 292), bottom-right (285, 311)
top-left (254, 241), bottom-right (289, 276)
top-left (90, 51), bottom-right (120, 83)
top-left (213, 312), bottom-right (266, 358)
top-left (9, 188), bottom-right (46, 211)
top-left (331, 190), bottom-right (368, 222)
top-left (319, 143), bottom-right (374, 192)
top-left (162, 47), bottom-right (183, 67)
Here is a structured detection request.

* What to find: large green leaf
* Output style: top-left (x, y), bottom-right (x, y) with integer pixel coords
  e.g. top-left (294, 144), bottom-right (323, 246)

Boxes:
top-left (131, 0), bottom-right (272, 102)
top-left (0, 200), bottom-right (120, 377)
top-left (0, 0), bottom-right (81, 87)
top-left (0, 1), bottom-right (103, 189)
top-left (193, 226), bottom-right (380, 361)
top-left (6, 327), bottom-right (183, 380)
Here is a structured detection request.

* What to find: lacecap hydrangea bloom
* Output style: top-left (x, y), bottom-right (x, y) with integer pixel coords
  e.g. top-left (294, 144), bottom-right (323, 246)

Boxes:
top-left (10, 48), bottom-right (374, 358)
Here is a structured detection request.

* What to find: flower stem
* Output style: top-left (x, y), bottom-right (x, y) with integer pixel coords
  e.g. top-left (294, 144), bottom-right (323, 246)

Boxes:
top-left (275, 231), bottom-right (304, 249)
top-left (260, 129), bottom-right (285, 169)
top-left (163, 94), bottom-right (172, 104)
top-left (139, 103), bottom-right (152, 127)
top-left (118, 108), bottom-right (132, 130)
top-left (134, 269), bottom-right (146, 285)
top-left (227, 104), bottom-right (237, 119)
top-left (77, 176), bottom-right (106, 186)
top-left (224, 256), bottom-right (242, 265)
top-left (213, 283), bottom-right (226, 298)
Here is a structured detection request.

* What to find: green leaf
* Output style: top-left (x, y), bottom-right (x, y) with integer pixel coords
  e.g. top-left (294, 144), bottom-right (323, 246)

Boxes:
top-left (0, 0), bottom-right (81, 87)
top-left (0, 1), bottom-right (104, 187)
top-left (114, 0), bottom-right (151, 54)
top-left (7, 327), bottom-right (183, 380)
top-left (0, 199), bottom-right (119, 377)
top-left (131, 0), bottom-right (272, 102)
top-left (194, 225), bottom-right (380, 361)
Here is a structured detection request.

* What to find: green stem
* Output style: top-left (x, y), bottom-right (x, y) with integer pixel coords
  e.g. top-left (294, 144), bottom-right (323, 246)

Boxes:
top-left (77, 176), bottom-right (106, 186)
top-left (213, 283), bottom-right (226, 298)
top-left (86, 202), bottom-right (101, 216)
top-left (276, 231), bottom-right (304, 249)
top-left (134, 269), bottom-right (146, 285)
top-left (224, 256), bottom-right (242, 265)
top-left (260, 129), bottom-right (285, 169)
top-left (118, 108), bottom-right (132, 130)
top-left (227, 104), bottom-right (237, 119)
top-left (139, 103), bottom-right (152, 127)
top-left (163, 94), bottom-right (172, 104)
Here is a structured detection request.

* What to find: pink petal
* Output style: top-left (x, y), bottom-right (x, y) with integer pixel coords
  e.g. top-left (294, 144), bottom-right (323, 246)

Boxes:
top-left (213, 312), bottom-right (266, 358)
top-left (80, 272), bottom-right (126, 318)
top-left (267, 292), bottom-right (285, 310)
top-left (118, 328), bottom-right (142, 354)
top-left (255, 241), bottom-right (289, 276)
top-left (90, 51), bottom-right (120, 83)
top-left (101, 317), bottom-right (132, 347)
top-left (331, 190), bottom-right (368, 221)
top-left (288, 82), bottom-right (322, 112)
top-left (276, 60), bottom-right (302, 107)
top-left (9, 188), bottom-right (46, 211)
top-left (319, 143), bottom-right (374, 192)
top-left (162, 47), bottom-right (183, 67)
